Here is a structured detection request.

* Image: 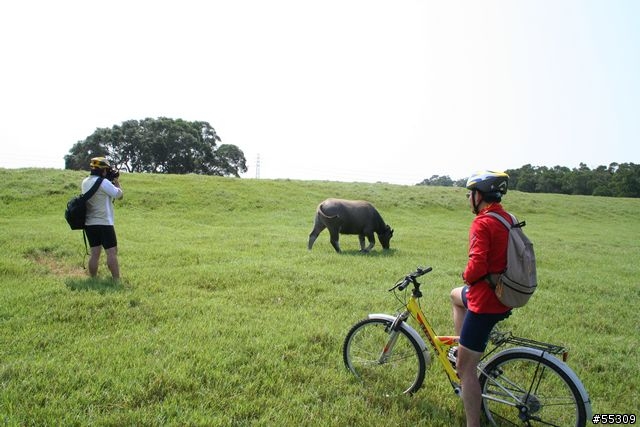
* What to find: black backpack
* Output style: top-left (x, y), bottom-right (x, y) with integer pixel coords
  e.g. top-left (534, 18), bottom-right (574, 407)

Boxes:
top-left (65, 177), bottom-right (104, 230)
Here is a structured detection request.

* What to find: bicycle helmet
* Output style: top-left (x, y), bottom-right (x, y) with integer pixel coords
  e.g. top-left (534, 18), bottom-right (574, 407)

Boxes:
top-left (90, 157), bottom-right (111, 170)
top-left (466, 171), bottom-right (509, 214)
top-left (466, 170), bottom-right (509, 195)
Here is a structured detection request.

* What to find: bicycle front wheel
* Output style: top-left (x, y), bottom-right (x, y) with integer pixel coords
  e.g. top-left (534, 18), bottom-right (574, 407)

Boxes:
top-left (480, 350), bottom-right (588, 426)
top-left (343, 317), bottom-right (426, 396)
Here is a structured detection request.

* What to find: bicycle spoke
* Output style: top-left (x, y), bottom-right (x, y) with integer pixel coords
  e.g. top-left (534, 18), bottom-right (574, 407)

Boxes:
top-left (480, 353), bottom-right (585, 426)
top-left (527, 415), bottom-right (562, 427)
top-left (343, 318), bottom-right (426, 395)
top-left (528, 359), bottom-right (547, 397)
top-left (486, 410), bottom-right (522, 426)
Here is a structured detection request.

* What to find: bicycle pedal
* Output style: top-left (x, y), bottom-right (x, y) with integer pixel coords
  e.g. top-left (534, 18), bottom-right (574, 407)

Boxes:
top-left (447, 346), bottom-right (458, 368)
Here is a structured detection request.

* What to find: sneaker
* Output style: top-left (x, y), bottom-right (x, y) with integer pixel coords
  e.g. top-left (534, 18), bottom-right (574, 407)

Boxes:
top-left (447, 346), bottom-right (458, 368)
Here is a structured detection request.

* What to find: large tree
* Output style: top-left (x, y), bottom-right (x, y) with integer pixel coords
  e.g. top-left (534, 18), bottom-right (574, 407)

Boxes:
top-left (65, 117), bottom-right (248, 177)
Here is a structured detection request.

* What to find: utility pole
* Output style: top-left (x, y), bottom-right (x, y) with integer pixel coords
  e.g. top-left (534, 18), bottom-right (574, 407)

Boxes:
top-left (255, 154), bottom-right (261, 179)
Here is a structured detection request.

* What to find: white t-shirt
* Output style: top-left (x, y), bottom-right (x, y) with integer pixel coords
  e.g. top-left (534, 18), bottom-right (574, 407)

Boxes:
top-left (81, 176), bottom-right (124, 226)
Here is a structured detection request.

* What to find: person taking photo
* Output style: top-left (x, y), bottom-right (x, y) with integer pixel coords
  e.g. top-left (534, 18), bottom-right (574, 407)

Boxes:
top-left (82, 157), bottom-right (124, 280)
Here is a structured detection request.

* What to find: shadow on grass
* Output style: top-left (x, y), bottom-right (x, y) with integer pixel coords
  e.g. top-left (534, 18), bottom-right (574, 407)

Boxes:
top-left (66, 277), bottom-right (124, 293)
top-left (341, 248), bottom-right (398, 257)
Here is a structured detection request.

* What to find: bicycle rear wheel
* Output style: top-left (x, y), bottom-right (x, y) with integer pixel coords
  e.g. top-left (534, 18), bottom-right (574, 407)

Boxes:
top-left (343, 318), bottom-right (426, 395)
top-left (480, 350), bottom-right (588, 426)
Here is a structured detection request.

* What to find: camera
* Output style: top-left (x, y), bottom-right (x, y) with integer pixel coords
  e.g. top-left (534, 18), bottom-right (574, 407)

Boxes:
top-left (106, 167), bottom-right (120, 182)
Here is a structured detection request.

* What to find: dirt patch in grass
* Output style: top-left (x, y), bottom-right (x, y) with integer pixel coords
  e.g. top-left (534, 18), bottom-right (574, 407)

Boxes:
top-left (26, 248), bottom-right (86, 278)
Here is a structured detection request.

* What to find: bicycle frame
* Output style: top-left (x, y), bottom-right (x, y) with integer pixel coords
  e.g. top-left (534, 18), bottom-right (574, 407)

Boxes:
top-left (404, 295), bottom-right (461, 387)
top-left (389, 278), bottom-right (591, 418)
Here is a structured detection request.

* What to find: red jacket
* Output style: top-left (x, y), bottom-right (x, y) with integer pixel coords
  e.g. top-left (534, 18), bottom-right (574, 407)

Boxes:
top-left (463, 204), bottom-right (512, 314)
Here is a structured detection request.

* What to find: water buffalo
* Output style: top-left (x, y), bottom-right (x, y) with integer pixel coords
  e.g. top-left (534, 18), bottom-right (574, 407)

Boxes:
top-left (308, 198), bottom-right (394, 253)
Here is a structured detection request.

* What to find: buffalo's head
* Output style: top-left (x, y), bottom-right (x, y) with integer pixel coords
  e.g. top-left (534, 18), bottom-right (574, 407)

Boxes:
top-left (378, 225), bottom-right (394, 249)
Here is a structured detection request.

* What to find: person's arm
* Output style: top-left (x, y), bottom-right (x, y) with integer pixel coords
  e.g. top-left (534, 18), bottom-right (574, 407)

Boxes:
top-left (462, 219), bottom-right (491, 285)
top-left (102, 178), bottom-right (124, 200)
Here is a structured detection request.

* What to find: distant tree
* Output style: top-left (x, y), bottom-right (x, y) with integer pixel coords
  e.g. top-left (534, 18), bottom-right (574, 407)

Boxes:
top-left (214, 144), bottom-right (248, 177)
top-left (533, 165), bottom-right (571, 194)
top-left (591, 164), bottom-right (615, 197)
top-left (65, 128), bottom-right (112, 171)
top-left (454, 177), bottom-right (467, 187)
top-left (64, 117), bottom-right (248, 177)
top-left (417, 174), bottom-right (455, 187)
top-left (611, 163), bottom-right (640, 197)
top-left (419, 162), bottom-right (639, 198)
top-left (567, 163), bottom-right (593, 195)
top-left (533, 166), bottom-right (552, 193)
top-left (512, 164), bottom-right (537, 193)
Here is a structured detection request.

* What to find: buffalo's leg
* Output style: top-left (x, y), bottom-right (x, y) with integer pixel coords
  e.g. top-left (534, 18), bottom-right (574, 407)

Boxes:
top-left (358, 235), bottom-right (368, 252)
top-left (308, 219), bottom-right (326, 250)
top-left (308, 234), bottom-right (318, 250)
top-left (362, 234), bottom-right (375, 252)
top-left (329, 229), bottom-right (341, 253)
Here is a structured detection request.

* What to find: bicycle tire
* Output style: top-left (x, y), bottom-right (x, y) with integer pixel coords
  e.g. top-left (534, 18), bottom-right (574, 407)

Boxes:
top-left (479, 350), bottom-right (588, 426)
top-left (342, 318), bottom-right (426, 395)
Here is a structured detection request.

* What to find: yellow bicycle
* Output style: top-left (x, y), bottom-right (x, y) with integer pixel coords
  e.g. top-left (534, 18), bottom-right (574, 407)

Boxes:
top-left (342, 265), bottom-right (592, 426)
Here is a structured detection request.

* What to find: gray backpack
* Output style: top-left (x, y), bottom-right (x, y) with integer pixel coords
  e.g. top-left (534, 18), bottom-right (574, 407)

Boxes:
top-left (486, 212), bottom-right (537, 308)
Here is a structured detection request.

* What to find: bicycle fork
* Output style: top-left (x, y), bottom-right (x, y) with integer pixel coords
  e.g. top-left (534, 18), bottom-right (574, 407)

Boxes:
top-left (376, 311), bottom-right (410, 364)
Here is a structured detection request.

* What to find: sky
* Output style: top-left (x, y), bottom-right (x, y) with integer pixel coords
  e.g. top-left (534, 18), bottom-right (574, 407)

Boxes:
top-left (1, 0), bottom-right (639, 185)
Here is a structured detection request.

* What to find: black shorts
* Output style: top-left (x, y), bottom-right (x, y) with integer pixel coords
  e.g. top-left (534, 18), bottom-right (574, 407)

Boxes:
top-left (460, 285), bottom-right (511, 352)
top-left (85, 225), bottom-right (118, 250)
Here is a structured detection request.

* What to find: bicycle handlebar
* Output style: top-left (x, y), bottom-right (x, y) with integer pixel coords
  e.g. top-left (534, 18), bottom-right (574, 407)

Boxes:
top-left (390, 266), bottom-right (433, 291)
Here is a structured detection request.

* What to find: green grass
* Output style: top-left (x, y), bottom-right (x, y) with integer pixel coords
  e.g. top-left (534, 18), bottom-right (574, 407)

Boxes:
top-left (1, 168), bottom-right (638, 426)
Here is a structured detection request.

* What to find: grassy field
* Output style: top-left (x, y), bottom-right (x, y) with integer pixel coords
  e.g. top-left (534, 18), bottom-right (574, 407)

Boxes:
top-left (1, 168), bottom-right (638, 426)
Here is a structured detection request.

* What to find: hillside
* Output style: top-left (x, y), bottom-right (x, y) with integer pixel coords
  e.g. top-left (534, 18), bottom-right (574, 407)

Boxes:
top-left (1, 168), bottom-right (638, 425)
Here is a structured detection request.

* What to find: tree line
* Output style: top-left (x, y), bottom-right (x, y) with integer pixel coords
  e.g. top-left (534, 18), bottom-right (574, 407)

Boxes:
top-left (417, 163), bottom-right (640, 198)
top-left (65, 117), bottom-right (248, 177)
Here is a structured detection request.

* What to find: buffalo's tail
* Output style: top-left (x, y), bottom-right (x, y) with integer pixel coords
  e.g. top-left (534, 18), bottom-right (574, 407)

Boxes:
top-left (317, 203), bottom-right (339, 220)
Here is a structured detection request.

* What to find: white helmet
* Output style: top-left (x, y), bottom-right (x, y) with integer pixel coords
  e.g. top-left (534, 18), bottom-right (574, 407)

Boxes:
top-left (466, 170), bottom-right (509, 195)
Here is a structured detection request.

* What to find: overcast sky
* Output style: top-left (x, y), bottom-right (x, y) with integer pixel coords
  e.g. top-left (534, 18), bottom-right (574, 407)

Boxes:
top-left (1, 0), bottom-right (638, 185)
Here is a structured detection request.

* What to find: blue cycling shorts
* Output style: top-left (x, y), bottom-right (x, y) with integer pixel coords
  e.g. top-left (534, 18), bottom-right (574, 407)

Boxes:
top-left (459, 286), bottom-right (511, 352)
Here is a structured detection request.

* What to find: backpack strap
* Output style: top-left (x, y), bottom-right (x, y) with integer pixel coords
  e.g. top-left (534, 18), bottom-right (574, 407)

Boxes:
top-left (80, 177), bottom-right (104, 266)
top-left (485, 211), bottom-right (514, 230)
top-left (82, 228), bottom-right (90, 256)
top-left (82, 177), bottom-right (104, 202)
top-left (484, 211), bottom-right (514, 288)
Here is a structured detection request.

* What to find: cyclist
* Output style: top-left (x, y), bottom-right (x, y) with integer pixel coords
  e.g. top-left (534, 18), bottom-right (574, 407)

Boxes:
top-left (450, 170), bottom-right (512, 427)
top-left (82, 157), bottom-right (124, 280)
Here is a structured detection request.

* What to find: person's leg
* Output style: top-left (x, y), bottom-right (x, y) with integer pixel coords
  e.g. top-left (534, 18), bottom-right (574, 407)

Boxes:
top-left (457, 345), bottom-right (483, 427)
top-left (85, 226), bottom-right (103, 277)
top-left (102, 226), bottom-right (120, 280)
top-left (88, 246), bottom-right (101, 277)
top-left (450, 286), bottom-right (467, 335)
top-left (105, 246), bottom-right (120, 280)
top-left (458, 310), bottom-right (511, 426)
